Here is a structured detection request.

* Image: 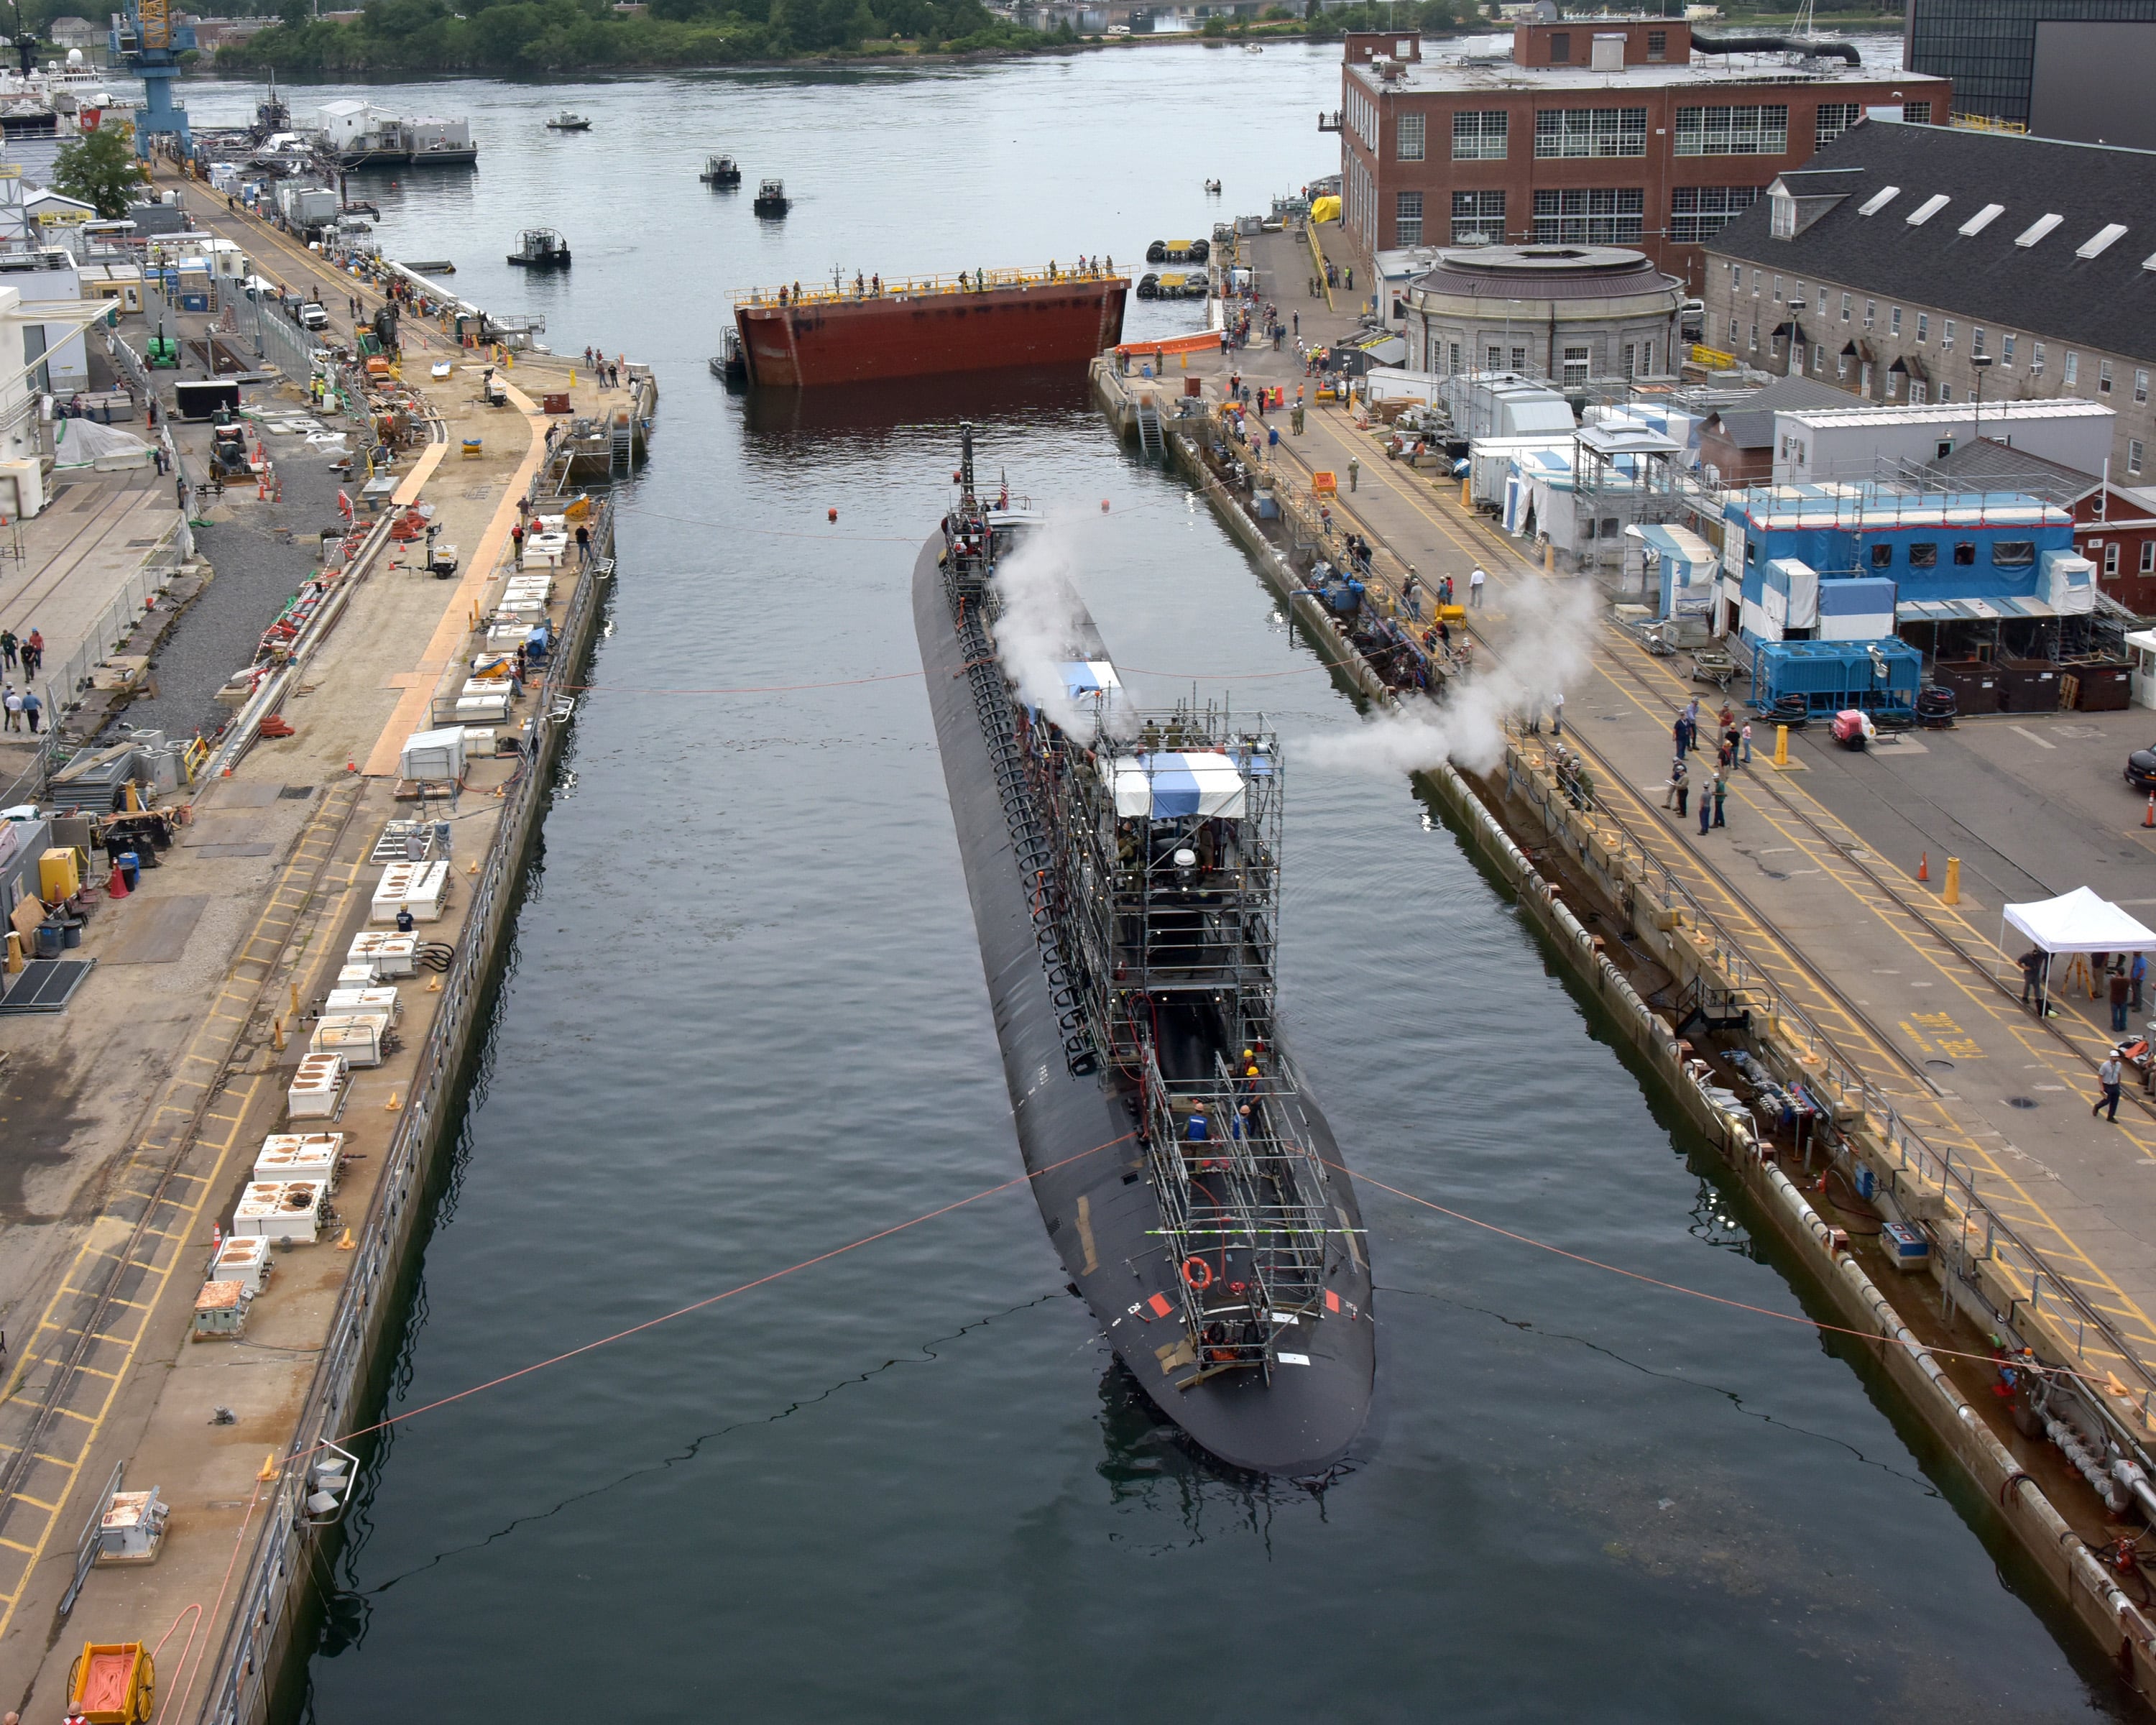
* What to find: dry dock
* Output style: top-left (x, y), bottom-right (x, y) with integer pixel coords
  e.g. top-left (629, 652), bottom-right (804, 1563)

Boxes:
top-left (0, 187), bottom-right (646, 1723)
top-left (1113, 217), bottom-right (2156, 1693)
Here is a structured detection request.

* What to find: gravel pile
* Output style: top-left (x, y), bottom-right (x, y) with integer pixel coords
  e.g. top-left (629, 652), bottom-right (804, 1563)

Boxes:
top-left (114, 426), bottom-right (354, 744)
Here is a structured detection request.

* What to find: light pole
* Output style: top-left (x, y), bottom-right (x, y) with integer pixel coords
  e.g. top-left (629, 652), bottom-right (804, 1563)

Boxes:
top-left (1971, 351), bottom-right (1994, 444)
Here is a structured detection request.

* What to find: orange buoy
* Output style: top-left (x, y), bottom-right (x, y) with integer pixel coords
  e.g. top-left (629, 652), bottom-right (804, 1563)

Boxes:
top-left (828, 507), bottom-right (838, 522)
top-left (1101, 498), bottom-right (1110, 512)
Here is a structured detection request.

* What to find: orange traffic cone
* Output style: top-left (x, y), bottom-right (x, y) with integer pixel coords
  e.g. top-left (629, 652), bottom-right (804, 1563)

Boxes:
top-left (2145, 793), bottom-right (2155, 830)
top-left (107, 860), bottom-right (129, 899)
top-left (1917, 851), bottom-right (1930, 883)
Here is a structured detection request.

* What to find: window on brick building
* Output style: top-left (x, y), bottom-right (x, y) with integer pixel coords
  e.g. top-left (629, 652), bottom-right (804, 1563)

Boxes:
top-left (2066, 351), bottom-right (2080, 386)
top-left (1941, 320), bottom-right (1954, 351)
top-left (1396, 114), bottom-right (1425, 161)
top-left (1815, 103), bottom-right (1862, 147)
top-left (2141, 540), bottom-right (2153, 573)
top-left (1395, 190), bottom-right (1423, 247)
top-left (1452, 110), bottom-right (1507, 159)
top-left (2134, 439), bottom-right (2147, 476)
top-left (1674, 104), bottom-right (1789, 155)
top-left (1531, 186), bottom-right (1644, 244)
top-left (1917, 313), bottom-right (1928, 343)
top-left (1535, 107), bottom-right (1647, 157)
top-left (1647, 28), bottom-right (1667, 58)
top-left (2002, 333), bottom-right (2015, 367)
top-left (2100, 359), bottom-right (2114, 395)
top-left (1549, 30), bottom-right (1570, 58)
top-left (1451, 189), bottom-right (1505, 243)
top-left (1890, 305), bottom-right (1902, 336)
top-left (1903, 100), bottom-right (1931, 123)
top-left (1669, 186), bottom-right (1756, 244)
top-left (2138, 369), bottom-right (2150, 403)
top-left (1562, 344), bottom-right (1591, 387)
top-left (2032, 341), bottom-right (2045, 375)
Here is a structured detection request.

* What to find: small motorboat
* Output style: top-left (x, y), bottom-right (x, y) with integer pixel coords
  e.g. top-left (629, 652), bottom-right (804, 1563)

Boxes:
top-left (753, 178), bottom-right (790, 218)
top-left (546, 112), bottom-right (591, 131)
top-left (507, 227), bottom-right (571, 269)
top-left (701, 153), bottom-right (742, 187)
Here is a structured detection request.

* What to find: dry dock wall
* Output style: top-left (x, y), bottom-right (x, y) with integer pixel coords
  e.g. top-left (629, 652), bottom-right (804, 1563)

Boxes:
top-left (1164, 421), bottom-right (2156, 1697)
top-left (193, 506), bottom-right (615, 1725)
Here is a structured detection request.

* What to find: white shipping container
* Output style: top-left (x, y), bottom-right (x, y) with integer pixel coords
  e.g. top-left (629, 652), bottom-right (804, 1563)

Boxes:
top-left (326, 985), bottom-right (402, 1021)
top-left (398, 724), bottom-right (466, 785)
top-left (253, 1131), bottom-right (344, 1190)
top-left (455, 691), bottom-right (512, 723)
top-left (310, 1011), bottom-right (390, 1067)
top-left (348, 931), bottom-right (418, 977)
top-left (287, 1053), bottom-right (346, 1119)
top-left (232, 1179), bottom-right (327, 1245)
top-left (209, 1235), bottom-right (273, 1295)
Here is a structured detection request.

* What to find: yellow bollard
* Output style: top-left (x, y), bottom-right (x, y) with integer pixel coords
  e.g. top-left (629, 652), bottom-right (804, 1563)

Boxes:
top-left (1774, 724), bottom-right (1789, 768)
top-left (1943, 856), bottom-right (1961, 905)
top-left (1460, 476), bottom-right (1470, 508)
top-left (1542, 540), bottom-right (1554, 574)
top-left (125, 780), bottom-right (141, 812)
top-left (272, 1016), bottom-right (285, 1052)
top-left (289, 982), bottom-right (300, 1017)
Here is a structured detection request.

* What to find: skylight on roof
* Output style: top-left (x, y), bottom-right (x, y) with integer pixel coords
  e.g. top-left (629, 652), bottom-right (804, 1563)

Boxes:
top-left (2078, 222), bottom-right (2129, 258)
top-left (1958, 203), bottom-right (2004, 236)
top-left (2143, 251), bottom-right (2156, 272)
top-left (1857, 185), bottom-right (1900, 216)
top-left (2016, 213), bottom-right (2063, 247)
top-left (1906, 193), bottom-right (1950, 226)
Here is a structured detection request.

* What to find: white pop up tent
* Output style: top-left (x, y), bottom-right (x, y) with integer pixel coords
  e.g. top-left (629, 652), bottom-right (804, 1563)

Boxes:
top-left (2001, 887), bottom-right (2156, 1012)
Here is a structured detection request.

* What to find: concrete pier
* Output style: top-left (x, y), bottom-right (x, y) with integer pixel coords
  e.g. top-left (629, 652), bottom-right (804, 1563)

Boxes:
top-left (1133, 216), bottom-right (2156, 1689)
top-left (0, 185), bottom-right (634, 1724)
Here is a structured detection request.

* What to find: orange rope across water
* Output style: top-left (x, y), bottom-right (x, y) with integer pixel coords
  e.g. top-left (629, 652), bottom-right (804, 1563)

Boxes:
top-left (1341, 1157), bottom-right (2126, 1395)
top-left (328, 1134), bottom-right (1133, 1450)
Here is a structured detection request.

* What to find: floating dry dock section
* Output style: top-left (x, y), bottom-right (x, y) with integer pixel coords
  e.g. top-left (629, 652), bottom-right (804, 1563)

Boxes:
top-left (1104, 236), bottom-right (2156, 1690)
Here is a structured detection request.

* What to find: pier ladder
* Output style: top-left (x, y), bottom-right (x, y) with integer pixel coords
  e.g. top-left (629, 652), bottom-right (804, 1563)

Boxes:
top-left (1135, 397), bottom-right (1164, 461)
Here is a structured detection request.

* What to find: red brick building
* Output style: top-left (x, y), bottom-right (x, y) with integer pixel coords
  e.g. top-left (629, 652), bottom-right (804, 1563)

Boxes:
top-left (1335, 22), bottom-right (1949, 293)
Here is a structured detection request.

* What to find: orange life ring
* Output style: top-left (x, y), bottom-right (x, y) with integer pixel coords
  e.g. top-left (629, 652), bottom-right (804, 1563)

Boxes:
top-left (1181, 1256), bottom-right (1213, 1291)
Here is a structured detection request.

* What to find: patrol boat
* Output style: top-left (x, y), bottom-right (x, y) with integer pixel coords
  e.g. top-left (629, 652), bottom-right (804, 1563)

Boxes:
top-left (913, 427), bottom-right (1375, 1476)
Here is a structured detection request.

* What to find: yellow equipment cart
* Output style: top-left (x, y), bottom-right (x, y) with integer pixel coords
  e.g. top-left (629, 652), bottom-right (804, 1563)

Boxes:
top-left (65, 1642), bottom-right (155, 1724)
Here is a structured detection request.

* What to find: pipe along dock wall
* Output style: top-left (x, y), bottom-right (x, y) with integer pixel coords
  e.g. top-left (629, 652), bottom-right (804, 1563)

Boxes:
top-left (193, 505), bottom-right (616, 1725)
top-left (1162, 419), bottom-right (2156, 1698)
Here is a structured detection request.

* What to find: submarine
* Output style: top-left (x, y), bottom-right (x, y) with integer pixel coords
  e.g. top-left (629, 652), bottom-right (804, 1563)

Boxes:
top-left (912, 426), bottom-right (1375, 1476)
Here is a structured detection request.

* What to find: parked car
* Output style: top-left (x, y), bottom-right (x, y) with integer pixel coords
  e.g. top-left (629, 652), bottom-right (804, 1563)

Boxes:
top-left (2128, 741), bottom-right (2156, 793)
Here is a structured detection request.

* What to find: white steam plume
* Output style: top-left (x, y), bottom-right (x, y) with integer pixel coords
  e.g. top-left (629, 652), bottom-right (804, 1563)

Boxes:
top-left (1296, 576), bottom-right (1599, 778)
top-left (985, 514), bottom-right (1130, 737)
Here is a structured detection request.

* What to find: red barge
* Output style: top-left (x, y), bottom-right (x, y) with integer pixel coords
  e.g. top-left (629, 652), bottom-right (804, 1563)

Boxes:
top-left (727, 267), bottom-right (1129, 387)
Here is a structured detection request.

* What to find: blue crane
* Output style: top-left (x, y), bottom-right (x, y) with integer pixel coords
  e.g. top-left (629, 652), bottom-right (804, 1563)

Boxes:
top-left (108, 0), bottom-right (196, 156)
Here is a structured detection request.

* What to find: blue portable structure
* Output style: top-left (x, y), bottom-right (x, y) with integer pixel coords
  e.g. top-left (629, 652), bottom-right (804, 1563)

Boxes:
top-left (1723, 484), bottom-right (2082, 648)
top-left (1636, 523), bottom-right (1718, 620)
top-left (1751, 638), bottom-right (1923, 717)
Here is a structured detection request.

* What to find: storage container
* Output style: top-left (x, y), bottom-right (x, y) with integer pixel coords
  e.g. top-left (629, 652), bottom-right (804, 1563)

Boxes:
top-left (38, 847), bottom-right (80, 903)
top-left (232, 1179), bottom-right (327, 1244)
top-left (454, 691), bottom-right (512, 723)
top-left (2068, 660), bottom-right (2133, 712)
top-left (191, 1281), bottom-right (251, 1340)
top-left (253, 1132), bottom-right (342, 1190)
top-left (209, 1234), bottom-right (273, 1294)
top-left (1880, 1220), bottom-right (1932, 1271)
top-left (325, 985), bottom-right (402, 1022)
top-left (348, 931), bottom-right (418, 977)
top-left (310, 1011), bottom-right (390, 1067)
top-left (287, 1052), bottom-right (346, 1119)
top-left (398, 725), bottom-right (466, 785)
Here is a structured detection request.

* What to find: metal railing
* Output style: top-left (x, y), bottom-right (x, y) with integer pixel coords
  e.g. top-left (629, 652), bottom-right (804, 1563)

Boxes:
top-left (199, 494), bottom-right (615, 1725)
top-left (1501, 724), bottom-right (2156, 1406)
top-left (733, 262), bottom-right (1122, 308)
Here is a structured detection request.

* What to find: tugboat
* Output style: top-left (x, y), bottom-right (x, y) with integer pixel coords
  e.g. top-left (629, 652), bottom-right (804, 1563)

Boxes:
top-left (912, 427), bottom-right (1376, 1476)
top-left (701, 153), bottom-right (742, 187)
top-left (507, 227), bottom-right (571, 269)
top-left (753, 177), bottom-right (790, 218)
top-left (545, 112), bottom-right (591, 131)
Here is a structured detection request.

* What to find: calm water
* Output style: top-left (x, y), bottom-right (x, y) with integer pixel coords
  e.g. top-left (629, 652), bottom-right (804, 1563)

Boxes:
top-left (175, 46), bottom-right (2117, 1722)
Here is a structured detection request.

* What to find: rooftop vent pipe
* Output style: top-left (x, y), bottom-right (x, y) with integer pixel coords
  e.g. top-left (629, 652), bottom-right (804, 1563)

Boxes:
top-left (1690, 29), bottom-right (1863, 65)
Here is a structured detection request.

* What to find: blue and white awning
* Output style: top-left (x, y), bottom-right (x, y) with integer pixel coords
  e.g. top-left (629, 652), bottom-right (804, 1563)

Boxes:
top-left (1112, 751), bottom-right (1248, 819)
top-left (1058, 660), bottom-right (1123, 700)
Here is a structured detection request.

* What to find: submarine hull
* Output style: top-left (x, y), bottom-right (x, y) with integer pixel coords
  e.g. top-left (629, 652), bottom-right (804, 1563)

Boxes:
top-left (911, 535), bottom-right (1375, 1476)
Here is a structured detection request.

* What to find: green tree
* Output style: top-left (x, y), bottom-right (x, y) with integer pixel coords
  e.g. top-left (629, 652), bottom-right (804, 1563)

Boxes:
top-left (51, 124), bottom-right (141, 219)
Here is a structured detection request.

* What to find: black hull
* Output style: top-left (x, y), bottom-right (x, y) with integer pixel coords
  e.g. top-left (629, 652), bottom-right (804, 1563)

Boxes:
top-left (911, 536), bottom-right (1375, 1476)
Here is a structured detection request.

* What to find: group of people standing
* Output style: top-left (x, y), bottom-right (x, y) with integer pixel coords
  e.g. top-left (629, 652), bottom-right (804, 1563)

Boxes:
top-left (1664, 696), bottom-right (1751, 835)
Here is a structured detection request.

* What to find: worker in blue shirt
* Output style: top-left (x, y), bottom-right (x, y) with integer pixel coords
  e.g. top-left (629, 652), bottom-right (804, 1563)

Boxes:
top-left (1186, 1103), bottom-right (1208, 1143)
